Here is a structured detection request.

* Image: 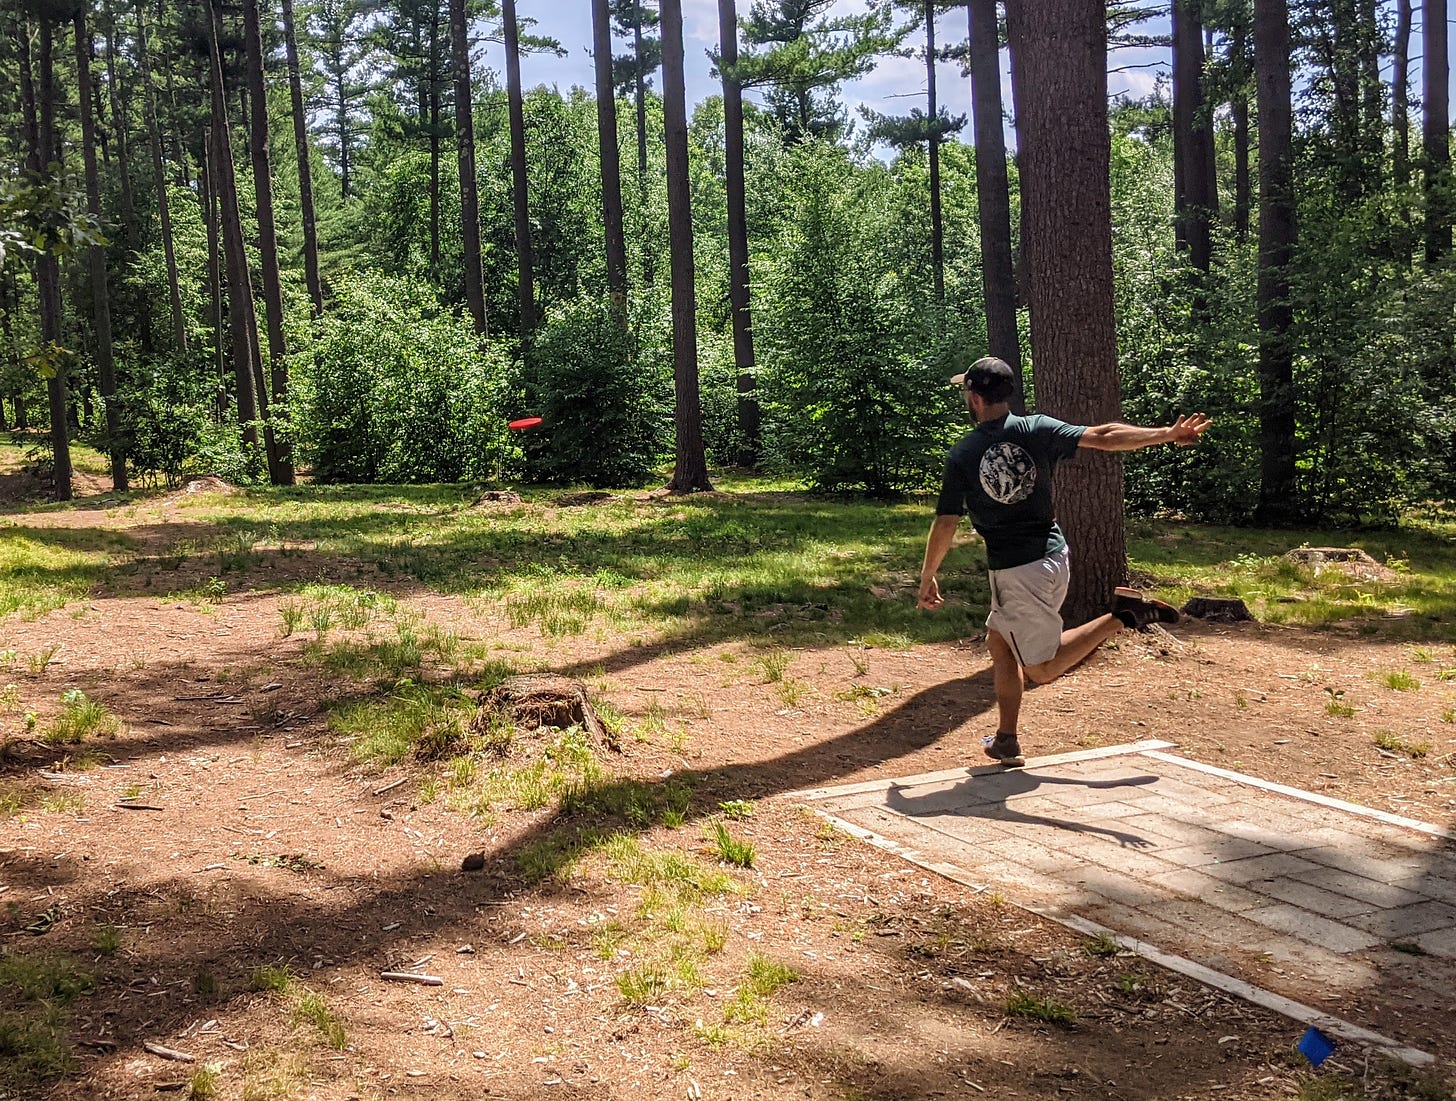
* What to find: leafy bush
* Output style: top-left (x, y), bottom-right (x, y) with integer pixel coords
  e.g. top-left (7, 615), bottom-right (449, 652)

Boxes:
top-left (295, 273), bottom-right (514, 484)
top-left (521, 293), bottom-right (671, 487)
top-left (114, 359), bottom-right (217, 487)
top-left (755, 144), bottom-right (954, 495)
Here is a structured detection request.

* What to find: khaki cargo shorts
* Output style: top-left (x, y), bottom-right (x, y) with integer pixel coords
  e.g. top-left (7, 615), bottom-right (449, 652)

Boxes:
top-left (985, 546), bottom-right (1070, 666)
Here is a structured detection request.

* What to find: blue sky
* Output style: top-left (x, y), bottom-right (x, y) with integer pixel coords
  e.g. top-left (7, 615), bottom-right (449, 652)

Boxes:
top-left (486, 2), bottom-right (1449, 153)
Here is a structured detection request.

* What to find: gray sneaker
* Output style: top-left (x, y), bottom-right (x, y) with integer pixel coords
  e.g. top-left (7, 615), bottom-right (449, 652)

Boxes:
top-left (983, 732), bottom-right (1024, 766)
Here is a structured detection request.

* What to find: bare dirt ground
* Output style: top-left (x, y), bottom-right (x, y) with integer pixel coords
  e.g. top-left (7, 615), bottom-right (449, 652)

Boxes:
top-left (2, 471), bottom-right (1455, 1101)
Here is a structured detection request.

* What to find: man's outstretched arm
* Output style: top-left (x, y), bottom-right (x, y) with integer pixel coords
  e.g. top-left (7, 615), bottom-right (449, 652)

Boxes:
top-left (1078, 412), bottom-right (1212, 452)
top-left (918, 513), bottom-right (963, 610)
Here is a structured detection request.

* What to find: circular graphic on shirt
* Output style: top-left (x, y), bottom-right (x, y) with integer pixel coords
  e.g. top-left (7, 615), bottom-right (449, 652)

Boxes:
top-left (979, 442), bottom-right (1037, 504)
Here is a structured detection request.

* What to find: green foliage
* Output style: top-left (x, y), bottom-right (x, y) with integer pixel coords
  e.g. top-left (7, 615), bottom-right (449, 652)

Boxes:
top-left (755, 143), bottom-right (953, 494)
top-left (297, 273), bottom-right (513, 484)
top-left (115, 360), bottom-right (218, 488)
top-left (522, 294), bottom-right (671, 487)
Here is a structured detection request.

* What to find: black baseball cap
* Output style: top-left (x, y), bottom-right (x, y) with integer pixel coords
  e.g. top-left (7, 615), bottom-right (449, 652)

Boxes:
top-left (950, 356), bottom-right (1017, 402)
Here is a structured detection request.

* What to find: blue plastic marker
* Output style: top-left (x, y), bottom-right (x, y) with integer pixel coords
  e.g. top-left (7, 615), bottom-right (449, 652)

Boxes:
top-left (1297, 1026), bottom-right (1336, 1068)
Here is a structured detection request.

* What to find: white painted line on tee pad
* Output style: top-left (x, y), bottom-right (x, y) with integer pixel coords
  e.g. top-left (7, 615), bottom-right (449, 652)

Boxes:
top-left (808, 807), bottom-right (1435, 1070)
top-left (1140, 750), bottom-right (1454, 841)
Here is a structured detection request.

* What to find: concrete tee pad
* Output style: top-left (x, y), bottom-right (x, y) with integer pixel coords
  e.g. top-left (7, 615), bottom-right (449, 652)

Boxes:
top-left (793, 742), bottom-right (1456, 1067)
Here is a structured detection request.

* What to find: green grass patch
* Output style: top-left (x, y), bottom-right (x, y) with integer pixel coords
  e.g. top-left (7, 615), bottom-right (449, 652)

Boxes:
top-left (1084, 932), bottom-right (1122, 958)
top-left (248, 965), bottom-right (295, 995)
top-left (291, 991), bottom-right (347, 1051)
top-left (0, 528), bottom-right (119, 620)
top-left (43, 690), bottom-right (121, 745)
top-left (560, 774), bottom-right (693, 827)
top-left (709, 820), bottom-right (755, 868)
top-left (1006, 988), bottom-right (1077, 1025)
top-left (598, 834), bottom-right (735, 904)
top-left (330, 684), bottom-right (473, 769)
top-left (1372, 730), bottom-right (1431, 758)
top-left (722, 953), bottom-right (798, 1026)
top-left (0, 950), bottom-right (96, 1093)
top-left (188, 1063), bottom-right (223, 1099)
top-left (1379, 670), bottom-right (1422, 691)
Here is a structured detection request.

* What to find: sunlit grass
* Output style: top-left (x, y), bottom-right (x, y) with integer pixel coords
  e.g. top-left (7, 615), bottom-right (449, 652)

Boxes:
top-left (1127, 518), bottom-right (1456, 630)
top-left (329, 685), bottom-right (473, 769)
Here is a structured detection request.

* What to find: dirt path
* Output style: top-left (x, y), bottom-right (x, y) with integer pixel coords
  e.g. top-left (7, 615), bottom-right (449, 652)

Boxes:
top-left (2, 478), bottom-right (1454, 1100)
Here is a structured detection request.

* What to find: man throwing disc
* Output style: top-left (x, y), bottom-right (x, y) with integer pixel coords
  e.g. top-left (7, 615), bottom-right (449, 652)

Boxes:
top-left (918, 357), bottom-right (1212, 767)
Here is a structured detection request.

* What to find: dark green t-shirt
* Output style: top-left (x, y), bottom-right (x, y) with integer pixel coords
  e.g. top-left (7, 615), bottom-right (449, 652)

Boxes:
top-left (935, 413), bottom-right (1087, 570)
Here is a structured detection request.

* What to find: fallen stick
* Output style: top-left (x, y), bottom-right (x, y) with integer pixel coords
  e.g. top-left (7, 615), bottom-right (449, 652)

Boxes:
top-left (373, 778), bottom-right (407, 796)
top-left (143, 1041), bottom-right (196, 1063)
top-left (115, 803), bottom-right (165, 812)
top-left (380, 971), bottom-right (443, 986)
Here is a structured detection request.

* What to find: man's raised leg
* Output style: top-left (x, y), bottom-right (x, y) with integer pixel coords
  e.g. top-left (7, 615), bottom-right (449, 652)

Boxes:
top-left (1022, 614), bottom-right (1124, 685)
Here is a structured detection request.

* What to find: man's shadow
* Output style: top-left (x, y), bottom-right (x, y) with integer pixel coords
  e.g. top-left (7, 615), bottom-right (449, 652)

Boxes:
top-left (885, 769), bottom-right (1159, 849)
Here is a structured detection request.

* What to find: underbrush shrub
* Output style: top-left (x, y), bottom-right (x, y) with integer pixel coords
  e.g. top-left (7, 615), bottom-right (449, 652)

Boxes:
top-left (521, 293), bottom-right (670, 487)
top-left (296, 273), bottom-right (513, 484)
top-left (114, 359), bottom-right (215, 487)
top-left (755, 144), bottom-right (953, 495)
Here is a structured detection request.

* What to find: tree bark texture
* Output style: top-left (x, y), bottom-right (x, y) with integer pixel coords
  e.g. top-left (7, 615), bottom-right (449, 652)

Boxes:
top-left (633, 10), bottom-right (654, 285)
top-left (718, 0), bottom-right (760, 464)
top-left (926, 0), bottom-right (946, 310)
top-left (1172, 0), bottom-right (1215, 273)
top-left (205, 0), bottom-right (261, 455)
top-left (967, 0), bottom-right (1024, 413)
top-left (243, 0), bottom-right (294, 484)
top-left (74, 9), bottom-right (127, 491)
top-left (102, 7), bottom-right (136, 249)
top-left (1230, 16), bottom-right (1251, 242)
top-left (660, 0), bottom-right (712, 492)
top-left (1254, 0), bottom-right (1298, 518)
top-left (32, 21), bottom-right (73, 501)
top-left (593, 0), bottom-right (630, 303)
top-left (281, 0), bottom-right (323, 315)
top-left (503, 0), bottom-right (536, 336)
top-left (1393, 0), bottom-right (1412, 191)
top-left (450, 0), bottom-right (488, 336)
top-left (430, 8), bottom-right (442, 275)
top-left (1005, 0), bottom-right (1125, 622)
top-left (199, 157), bottom-right (228, 419)
top-left (1424, 0), bottom-right (1451, 261)
top-left (135, 2), bottom-right (187, 353)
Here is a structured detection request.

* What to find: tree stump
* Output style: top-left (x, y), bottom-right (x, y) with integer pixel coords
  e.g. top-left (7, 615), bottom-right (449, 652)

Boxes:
top-left (470, 674), bottom-right (617, 752)
top-left (1180, 596), bottom-right (1253, 622)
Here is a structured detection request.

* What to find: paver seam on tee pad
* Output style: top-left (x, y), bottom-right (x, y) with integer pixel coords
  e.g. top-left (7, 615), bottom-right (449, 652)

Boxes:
top-left (785, 742), bottom-right (1439, 1069)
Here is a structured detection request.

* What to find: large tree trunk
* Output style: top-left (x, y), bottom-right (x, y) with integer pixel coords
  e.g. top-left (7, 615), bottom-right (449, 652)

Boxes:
top-left (1006, 0), bottom-right (1124, 623)
top-left (1230, 15), bottom-right (1252, 243)
top-left (136, 2), bottom-right (187, 354)
top-left (592, 0), bottom-right (630, 305)
top-left (429, 8), bottom-right (442, 276)
top-left (31, 21), bottom-right (73, 501)
top-left (502, 0), bottom-right (536, 336)
top-left (243, 0), bottom-right (294, 485)
top-left (101, 6), bottom-right (136, 251)
top-left (200, 156), bottom-right (228, 420)
top-left (718, 0), bottom-right (760, 464)
top-left (450, 0), bottom-right (488, 337)
top-left (205, 0), bottom-right (261, 457)
top-left (968, 0), bottom-right (1024, 412)
top-left (1254, 0), bottom-right (1298, 519)
top-left (633, 10), bottom-right (654, 285)
top-left (925, 0), bottom-right (946, 311)
top-left (1393, 0), bottom-right (1412, 191)
top-left (1172, 0), bottom-right (1215, 273)
top-left (281, 0), bottom-right (323, 315)
top-left (75, 9), bottom-right (127, 492)
top-left (660, 0), bottom-right (711, 493)
top-left (1424, 0), bottom-right (1451, 262)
